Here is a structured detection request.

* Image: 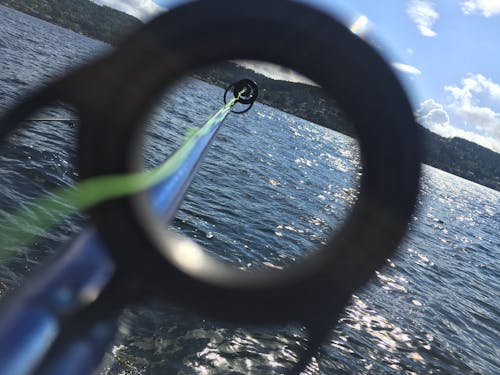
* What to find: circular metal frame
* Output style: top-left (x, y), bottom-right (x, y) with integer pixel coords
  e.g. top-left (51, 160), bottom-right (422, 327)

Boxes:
top-left (0, 0), bottom-right (421, 359)
top-left (224, 79), bottom-right (259, 113)
top-left (73, 0), bottom-right (421, 326)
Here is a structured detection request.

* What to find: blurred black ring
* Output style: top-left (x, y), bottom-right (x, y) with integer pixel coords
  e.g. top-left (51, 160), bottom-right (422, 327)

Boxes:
top-left (223, 79), bottom-right (258, 113)
top-left (75, 0), bottom-right (421, 325)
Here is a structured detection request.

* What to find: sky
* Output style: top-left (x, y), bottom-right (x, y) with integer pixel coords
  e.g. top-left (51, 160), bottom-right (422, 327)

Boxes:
top-left (90, 0), bottom-right (500, 153)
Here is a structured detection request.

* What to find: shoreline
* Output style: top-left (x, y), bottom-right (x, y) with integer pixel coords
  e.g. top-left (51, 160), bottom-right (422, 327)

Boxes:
top-left (1, 2), bottom-right (498, 192)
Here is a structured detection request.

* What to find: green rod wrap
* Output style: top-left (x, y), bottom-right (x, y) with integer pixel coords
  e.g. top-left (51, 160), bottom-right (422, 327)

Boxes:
top-left (0, 96), bottom-right (240, 260)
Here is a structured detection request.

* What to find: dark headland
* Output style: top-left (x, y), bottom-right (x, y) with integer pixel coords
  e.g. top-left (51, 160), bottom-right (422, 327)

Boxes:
top-left (1, 0), bottom-right (499, 191)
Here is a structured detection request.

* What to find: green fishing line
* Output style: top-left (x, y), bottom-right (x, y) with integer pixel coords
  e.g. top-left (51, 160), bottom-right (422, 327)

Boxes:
top-left (0, 96), bottom-right (240, 260)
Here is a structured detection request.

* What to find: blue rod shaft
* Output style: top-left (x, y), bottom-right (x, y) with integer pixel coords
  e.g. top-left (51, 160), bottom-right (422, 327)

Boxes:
top-left (151, 105), bottom-right (232, 219)
top-left (0, 106), bottom-right (233, 375)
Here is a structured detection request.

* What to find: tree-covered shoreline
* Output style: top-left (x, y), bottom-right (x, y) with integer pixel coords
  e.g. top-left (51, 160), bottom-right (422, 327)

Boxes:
top-left (194, 62), bottom-right (500, 191)
top-left (1, 0), bottom-right (498, 191)
top-left (0, 0), bottom-right (141, 44)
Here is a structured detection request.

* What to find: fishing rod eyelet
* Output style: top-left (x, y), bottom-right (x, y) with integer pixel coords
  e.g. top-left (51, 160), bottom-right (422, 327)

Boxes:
top-left (65, 1), bottom-right (422, 369)
top-left (77, 0), bottom-right (421, 313)
top-left (224, 79), bottom-right (259, 114)
top-left (0, 0), bottom-right (423, 372)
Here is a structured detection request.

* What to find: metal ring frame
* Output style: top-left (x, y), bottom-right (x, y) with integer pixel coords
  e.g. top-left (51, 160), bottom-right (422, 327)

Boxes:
top-left (0, 0), bottom-right (421, 371)
top-left (223, 79), bottom-right (259, 113)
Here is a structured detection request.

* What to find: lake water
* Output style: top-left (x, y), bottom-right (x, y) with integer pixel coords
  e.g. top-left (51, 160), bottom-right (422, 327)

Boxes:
top-left (0, 5), bottom-right (498, 374)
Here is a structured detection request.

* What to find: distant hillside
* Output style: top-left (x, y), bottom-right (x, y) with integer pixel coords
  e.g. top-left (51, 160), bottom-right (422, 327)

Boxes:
top-left (194, 62), bottom-right (500, 191)
top-left (420, 127), bottom-right (499, 190)
top-left (2, 1), bottom-right (499, 191)
top-left (0, 0), bottom-right (142, 44)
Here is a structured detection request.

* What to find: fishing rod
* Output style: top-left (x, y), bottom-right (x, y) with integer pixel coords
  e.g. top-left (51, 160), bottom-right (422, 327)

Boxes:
top-left (0, 79), bottom-right (258, 375)
top-left (0, 81), bottom-right (256, 257)
top-left (0, 0), bottom-right (421, 374)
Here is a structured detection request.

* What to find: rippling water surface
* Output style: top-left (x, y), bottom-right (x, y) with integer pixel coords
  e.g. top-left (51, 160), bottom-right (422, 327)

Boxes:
top-left (0, 6), bottom-right (499, 374)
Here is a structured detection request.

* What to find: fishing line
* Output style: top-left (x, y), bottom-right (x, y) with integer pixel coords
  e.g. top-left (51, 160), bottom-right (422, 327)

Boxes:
top-left (0, 94), bottom-right (242, 260)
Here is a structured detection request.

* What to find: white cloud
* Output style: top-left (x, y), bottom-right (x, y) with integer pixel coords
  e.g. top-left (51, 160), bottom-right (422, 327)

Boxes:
top-left (416, 99), bottom-right (450, 123)
top-left (407, 0), bottom-right (439, 37)
top-left (416, 74), bottom-right (500, 153)
top-left (461, 0), bottom-right (500, 17)
top-left (416, 99), bottom-right (500, 152)
top-left (444, 74), bottom-right (500, 141)
top-left (428, 121), bottom-right (500, 152)
top-left (92, 0), bottom-right (164, 21)
top-left (392, 62), bottom-right (422, 75)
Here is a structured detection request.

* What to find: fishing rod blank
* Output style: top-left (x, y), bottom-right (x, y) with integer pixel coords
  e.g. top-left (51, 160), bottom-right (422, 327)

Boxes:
top-left (0, 82), bottom-right (257, 375)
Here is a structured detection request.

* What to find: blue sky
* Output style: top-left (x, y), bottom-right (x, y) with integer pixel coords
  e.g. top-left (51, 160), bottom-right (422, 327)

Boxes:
top-left (317, 0), bottom-right (500, 153)
top-left (92, 0), bottom-right (500, 153)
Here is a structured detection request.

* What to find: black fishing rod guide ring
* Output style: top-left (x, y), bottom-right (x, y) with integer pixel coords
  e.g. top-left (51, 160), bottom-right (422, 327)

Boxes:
top-left (224, 79), bottom-right (259, 113)
top-left (74, 0), bottom-right (420, 326)
top-left (0, 0), bottom-right (421, 370)
top-left (0, 1), bottom-right (415, 365)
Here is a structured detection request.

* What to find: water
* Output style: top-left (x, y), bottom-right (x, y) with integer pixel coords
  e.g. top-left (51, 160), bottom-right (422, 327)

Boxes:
top-left (1, 5), bottom-right (499, 374)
